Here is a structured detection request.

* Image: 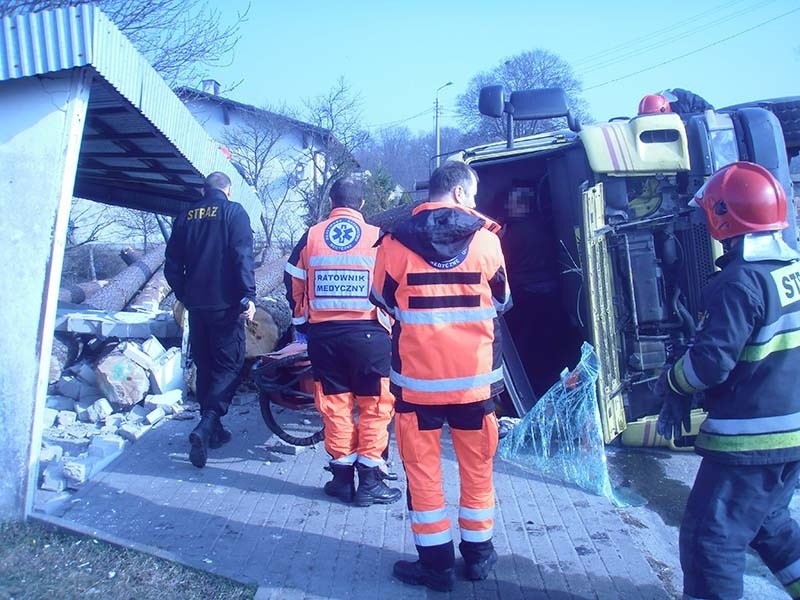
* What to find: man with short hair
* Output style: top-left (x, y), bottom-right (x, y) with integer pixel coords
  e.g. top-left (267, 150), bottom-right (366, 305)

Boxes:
top-left (165, 171), bottom-right (256, 469)
top-left (284, 176), bottom-right (400, 507)
top-left (371, 161), bottom-right (511, 591)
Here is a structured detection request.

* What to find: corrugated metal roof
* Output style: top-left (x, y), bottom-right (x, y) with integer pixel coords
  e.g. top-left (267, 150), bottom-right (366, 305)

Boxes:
top-left (0, 6), bottom-right (94, 79)
top-left (0, 4), bottom-right (261, 221)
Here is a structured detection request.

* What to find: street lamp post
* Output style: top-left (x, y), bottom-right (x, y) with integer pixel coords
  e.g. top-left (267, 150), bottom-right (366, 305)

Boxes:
top-left (435, 81), bottom-right (453, 169)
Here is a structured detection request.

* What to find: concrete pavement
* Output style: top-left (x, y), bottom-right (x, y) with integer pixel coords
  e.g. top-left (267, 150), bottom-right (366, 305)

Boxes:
top-left (30, 392), bottom-right (792, 599)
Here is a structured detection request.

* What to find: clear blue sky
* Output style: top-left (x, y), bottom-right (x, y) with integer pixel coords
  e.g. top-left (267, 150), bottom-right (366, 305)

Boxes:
top-left (206, 0), bottom-right (800, 135)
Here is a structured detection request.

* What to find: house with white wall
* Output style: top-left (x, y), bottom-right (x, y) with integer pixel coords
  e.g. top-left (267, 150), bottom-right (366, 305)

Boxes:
top-left (177, 81), bottom-right (331, 253)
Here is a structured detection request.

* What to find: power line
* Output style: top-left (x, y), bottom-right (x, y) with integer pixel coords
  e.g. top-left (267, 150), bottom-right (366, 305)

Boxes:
top-left (366, 107), bottom-right (434, 130)
top-left (584, 6), bottom-right (800, 91)
top-left (577, 0), bottom-right (778, 74)
top-left (573, 0), bottom-right (752, 68)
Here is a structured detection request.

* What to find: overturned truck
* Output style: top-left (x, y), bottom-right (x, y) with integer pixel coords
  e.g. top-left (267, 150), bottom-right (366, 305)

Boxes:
top-left (461, 87), bottom-right (799, 445)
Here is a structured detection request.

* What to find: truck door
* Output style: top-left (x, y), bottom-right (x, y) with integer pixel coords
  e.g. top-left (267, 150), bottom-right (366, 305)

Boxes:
top-left (581, 182), bottom-right (626, 442)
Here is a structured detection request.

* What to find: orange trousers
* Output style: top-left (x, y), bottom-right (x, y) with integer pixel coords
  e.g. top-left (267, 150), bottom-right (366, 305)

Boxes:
top-left (307, 322), bottom-right (394, 465)
top-left (395, 399), bottom-right (498, 570)
top-left (314, 378), bottom-right (394, 464)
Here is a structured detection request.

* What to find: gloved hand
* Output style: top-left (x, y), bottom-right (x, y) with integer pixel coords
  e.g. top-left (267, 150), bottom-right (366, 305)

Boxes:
top-left (654, 370), bottom-right (692, 441)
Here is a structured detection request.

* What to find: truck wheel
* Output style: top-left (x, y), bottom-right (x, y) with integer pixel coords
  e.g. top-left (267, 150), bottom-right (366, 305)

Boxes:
top-left (723, 97), bottom-right (800, 153)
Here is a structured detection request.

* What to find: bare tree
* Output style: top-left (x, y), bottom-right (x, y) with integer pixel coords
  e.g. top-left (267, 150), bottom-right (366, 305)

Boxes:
top-left (65, 198), bottom-right (117, 250)
top-left (222, 107), bottom-right (308, 254)
top-left (358, 126), bottom-right (420, 192)
top-left (1, 0), bottom-right (248, 86)
top-left (295, 78), bottom-right (371, 226)
top-left (111, 207), bottom-right (164, 251)
top-left (455, 49), bottom-right (591, 145)
top-left (358, 125), bottom-right (470, 192)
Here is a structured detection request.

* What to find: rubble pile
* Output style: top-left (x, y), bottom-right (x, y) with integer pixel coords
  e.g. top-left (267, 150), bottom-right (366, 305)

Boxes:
top-left (39, 335), bottom-right (191, 493)
top-left (40, 246), bottom-right (293, 496)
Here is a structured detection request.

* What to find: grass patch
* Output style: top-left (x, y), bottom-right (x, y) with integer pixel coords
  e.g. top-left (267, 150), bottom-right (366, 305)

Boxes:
top-left (0, 520), bottom-right (256, 600)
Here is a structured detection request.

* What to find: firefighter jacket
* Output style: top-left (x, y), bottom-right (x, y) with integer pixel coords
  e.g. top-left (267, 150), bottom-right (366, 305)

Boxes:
top-left (370, 201), bottom-right (512, 405)
top-left (165, 189), bottom-right (256, 311)
top-left (667, 246), bottom-right (800, 465)
top-left (284, 207), bottom-right (387, 330)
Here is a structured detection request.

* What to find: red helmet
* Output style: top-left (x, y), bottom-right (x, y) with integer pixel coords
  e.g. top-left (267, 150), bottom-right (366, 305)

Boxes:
top-left (638, 94), bottom-right (672, 115)
top-left (691, 161), bottom-right (788, 241)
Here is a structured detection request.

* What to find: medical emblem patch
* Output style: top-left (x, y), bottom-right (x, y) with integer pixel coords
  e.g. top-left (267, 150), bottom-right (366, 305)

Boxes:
top-left (324, 218), bottom-right (361, 252)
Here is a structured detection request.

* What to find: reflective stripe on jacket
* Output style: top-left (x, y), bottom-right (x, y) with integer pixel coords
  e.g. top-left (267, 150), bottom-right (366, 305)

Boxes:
top-left (284, 207), bottom-right (388, 329)
top-left (668, 250), bottom-right (800, 464)
top-left (371, 201), bottom-right (511, 405)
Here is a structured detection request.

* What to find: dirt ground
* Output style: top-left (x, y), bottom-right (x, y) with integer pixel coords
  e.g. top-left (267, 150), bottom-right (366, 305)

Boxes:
top-left (0, 520), bottom-right (256, 600)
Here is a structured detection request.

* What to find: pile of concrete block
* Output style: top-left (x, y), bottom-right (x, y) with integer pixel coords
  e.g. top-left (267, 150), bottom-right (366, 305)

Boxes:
top-left (39, 335), bottom-right (189, 492)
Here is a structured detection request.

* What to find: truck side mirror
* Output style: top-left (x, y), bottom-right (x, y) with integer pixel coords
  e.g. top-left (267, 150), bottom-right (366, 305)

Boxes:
top-left (479, 85), bottom-right (505, 118)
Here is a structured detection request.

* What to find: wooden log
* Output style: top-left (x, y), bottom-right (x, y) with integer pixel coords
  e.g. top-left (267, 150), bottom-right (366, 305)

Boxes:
top-left (58, 280), bottom-right (107, 304)
top-left (245, 307), bottom-right (279, 357)
top-left (83, 245), bottom-right (165, 312)
top-left (256, 288), bottom-right (291, 341)
top-left (255, 255), bottom-right (288, 298)
top-left (119, 247), bottom-right (143, 266)
top-left (172, 298), bottom-right (283, 358)
top-left (127, 266), bottom-right (170, 311)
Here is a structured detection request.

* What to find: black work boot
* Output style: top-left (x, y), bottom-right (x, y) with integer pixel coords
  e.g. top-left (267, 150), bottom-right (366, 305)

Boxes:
top-left (464, 549), bottom-right (498, 581)
top-left (209, 420), bottom-right (232, 449)
top-left (354, 462), bottom-right (402, 507)
top-left (189, 411), bottom-right (217, 468)
top-left (393, 560), bottom-right (455, 592)
top-left (323, 463), bottom-right (355, 503)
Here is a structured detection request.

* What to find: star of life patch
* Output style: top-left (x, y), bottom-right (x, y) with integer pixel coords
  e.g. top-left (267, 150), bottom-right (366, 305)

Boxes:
top-left (324, 218), bottom-right (362, 252)
top-left (314, 269), bottom-right (369, 297)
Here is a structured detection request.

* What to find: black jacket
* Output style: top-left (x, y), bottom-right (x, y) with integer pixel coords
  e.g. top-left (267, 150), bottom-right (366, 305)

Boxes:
top-left (165, 189), bottom-right (256, 311)
top-left (670, 247), bottom-right (800, 464)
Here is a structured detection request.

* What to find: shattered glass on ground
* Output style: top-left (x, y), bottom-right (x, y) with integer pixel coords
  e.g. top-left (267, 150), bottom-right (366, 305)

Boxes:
top-left (499, 342), bottom-right (622, 505)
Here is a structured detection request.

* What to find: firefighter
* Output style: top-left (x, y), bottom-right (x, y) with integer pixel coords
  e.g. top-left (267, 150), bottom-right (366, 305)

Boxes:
top-left (165, 171), bottom-right (256, 469)
top-left (284, 176), bottom-right (400, 507)
top-left (655, 161), bottom-right (800, 600)
top-left (637, 93), bottom-right (672, 115)
top-left (370, 161), bottom-right (511, 591)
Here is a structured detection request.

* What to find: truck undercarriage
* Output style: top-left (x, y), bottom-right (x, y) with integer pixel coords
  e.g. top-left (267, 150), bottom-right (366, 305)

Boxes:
top-left (465, 91), bottom-right (799, 442)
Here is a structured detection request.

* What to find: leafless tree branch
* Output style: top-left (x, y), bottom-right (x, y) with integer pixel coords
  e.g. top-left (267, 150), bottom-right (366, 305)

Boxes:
top-left (1, 0), bottom-right (249, 87)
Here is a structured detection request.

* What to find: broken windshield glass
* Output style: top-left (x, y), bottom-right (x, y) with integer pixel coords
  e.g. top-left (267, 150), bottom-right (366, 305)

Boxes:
top-left (499, 342), bottom-right (622, 504)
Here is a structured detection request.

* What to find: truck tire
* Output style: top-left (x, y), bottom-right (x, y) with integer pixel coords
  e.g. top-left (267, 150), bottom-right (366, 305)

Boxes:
top-left (722, 97), bottom-right (800, 154)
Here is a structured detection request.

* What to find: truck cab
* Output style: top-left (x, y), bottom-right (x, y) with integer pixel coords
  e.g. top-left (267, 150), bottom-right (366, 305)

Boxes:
top-left (463, 87), bottom-right (799, 444)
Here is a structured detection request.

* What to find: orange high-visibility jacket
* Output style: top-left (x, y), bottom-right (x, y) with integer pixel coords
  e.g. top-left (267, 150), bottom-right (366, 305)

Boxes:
top-left (285, 207), bottom-right (388, 329)
top-left (371, 201), bottom-right (512, 405)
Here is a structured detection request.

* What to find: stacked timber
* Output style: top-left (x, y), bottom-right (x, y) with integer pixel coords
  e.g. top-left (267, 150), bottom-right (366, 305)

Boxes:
top-left (58, 280), bottom-right (107, 304)
top-left (127, 265), bottom-right (170, 312)
top-left (255, 254), bottom-right (288, 298)
top-left (83, 245), bottom-right (165, 312)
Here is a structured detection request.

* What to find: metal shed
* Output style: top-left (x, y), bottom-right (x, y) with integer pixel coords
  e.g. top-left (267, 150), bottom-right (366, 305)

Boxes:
top-left (0, 3), bottom-right (261, 518)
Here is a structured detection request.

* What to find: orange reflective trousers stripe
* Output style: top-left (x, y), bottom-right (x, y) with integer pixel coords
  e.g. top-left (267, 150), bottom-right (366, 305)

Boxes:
top-left (395, 409), bottom-right (498, 547)
top-left (314, 379), bottom-right (394, 463)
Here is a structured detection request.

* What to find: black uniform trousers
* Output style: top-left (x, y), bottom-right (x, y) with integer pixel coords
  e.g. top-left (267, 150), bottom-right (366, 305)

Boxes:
top-left (680, 458), bottom-right (800, 599)
top-left (188, 306), bottom-right (245, 418)
top-left (306, 321), bottom-right (389, 396)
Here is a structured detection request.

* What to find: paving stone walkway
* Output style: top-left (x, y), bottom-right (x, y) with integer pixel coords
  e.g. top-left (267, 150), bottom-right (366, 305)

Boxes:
top-left (34, 393), bottom-right (674, 599)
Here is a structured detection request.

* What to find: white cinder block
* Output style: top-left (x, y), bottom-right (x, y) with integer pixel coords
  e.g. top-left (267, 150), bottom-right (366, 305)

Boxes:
top-left (149, 347), bottom-right (185, 394)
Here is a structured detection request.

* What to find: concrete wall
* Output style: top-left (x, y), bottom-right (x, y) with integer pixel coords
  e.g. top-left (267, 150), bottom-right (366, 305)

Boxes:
top-left (0, 69), bottom-right (91, 519)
